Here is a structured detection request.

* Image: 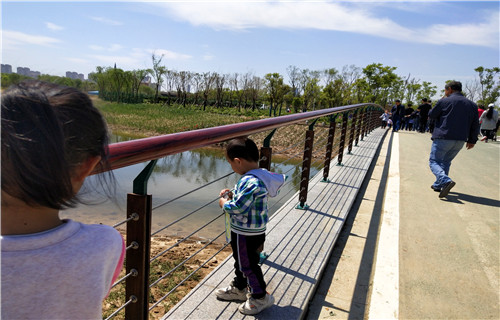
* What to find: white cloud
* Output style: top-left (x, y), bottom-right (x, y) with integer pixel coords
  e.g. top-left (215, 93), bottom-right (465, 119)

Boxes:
top-left (89, 43), bottom-right (123, 51)
top-left (152, 1), bottom-right (498, 48)
top-left (88, 54), bottom-right (139, 65)
top-left (203, 54), bottom-right (215, 61)
top-left (66, 57), bottom-right (89, 64)
top-left (90, 16), bottom-right (123, 26)
top-left (416, 12), bottom-right (499, 48)
top-left (46, 22), bottom-right (64, 31)
top-left (150, 49), bottom-right (192, 60)
top-left (2, 30), bottom-right (61, 49)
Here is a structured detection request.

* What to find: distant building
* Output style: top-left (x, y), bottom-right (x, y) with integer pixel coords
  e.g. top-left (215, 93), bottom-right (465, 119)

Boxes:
top-left (17, 67), bottom-right (30, 76)
top-left (1, 64), bottom-right (12, 74)
top-left (66, 71), bottom-right (85, 81)
top-left (17, 67), bottom-right (40, 79)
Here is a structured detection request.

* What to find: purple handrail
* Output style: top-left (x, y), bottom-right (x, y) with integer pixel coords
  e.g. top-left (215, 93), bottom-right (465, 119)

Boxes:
top-left (101, 103), bottom-right (380, 173)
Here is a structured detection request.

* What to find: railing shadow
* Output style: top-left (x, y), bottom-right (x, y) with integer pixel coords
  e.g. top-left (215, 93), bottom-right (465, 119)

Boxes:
top-left (304, 129), bottom-right (390, 320)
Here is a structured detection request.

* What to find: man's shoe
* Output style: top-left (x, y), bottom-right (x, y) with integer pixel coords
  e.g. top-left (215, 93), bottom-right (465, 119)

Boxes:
top-left (481, 136), bottom-right (487, 141)
top-left (215, 284), bottom-right (248, 301)
top-left (430, 185), bottom-right (441, 192)
top-left (238, 293), bottom-right (274, 315)
top-left (439, 181), bottom-right (456, 198)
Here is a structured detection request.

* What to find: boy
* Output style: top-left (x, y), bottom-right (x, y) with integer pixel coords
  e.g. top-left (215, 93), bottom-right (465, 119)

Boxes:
top-left (216, 137), bottom-right (285, 315)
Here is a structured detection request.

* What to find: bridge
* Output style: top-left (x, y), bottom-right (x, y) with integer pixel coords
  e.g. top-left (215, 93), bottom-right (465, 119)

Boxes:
top-left (100, 105), bottom-right (499, 319)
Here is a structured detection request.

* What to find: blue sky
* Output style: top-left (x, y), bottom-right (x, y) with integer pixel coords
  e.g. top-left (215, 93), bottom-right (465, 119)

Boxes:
top-left (2, 1), bottom-right (499, 94)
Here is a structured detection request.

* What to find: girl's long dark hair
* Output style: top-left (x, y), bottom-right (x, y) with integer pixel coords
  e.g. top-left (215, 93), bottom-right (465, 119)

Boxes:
top-left (1, 80), bottom-right (111, 209)
top-left (486, 106), bottom-right (494, 120)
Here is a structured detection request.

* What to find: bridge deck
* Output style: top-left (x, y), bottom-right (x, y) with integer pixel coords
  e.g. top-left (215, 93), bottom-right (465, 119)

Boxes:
top-left (163, 128), bottom-right (387, 320)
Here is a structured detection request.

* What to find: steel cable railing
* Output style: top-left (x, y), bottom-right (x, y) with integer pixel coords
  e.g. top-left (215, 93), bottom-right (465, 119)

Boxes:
top-left (149, 231), bottom-right (226, 288)
top-left (150, 211), bottom-right (224, 262)
top-left (151, 196), bottom-right (221, 237)
top-left (148, 243), bottom-right (231, 312)
top-left (151, 172), bottom-right (234, 211)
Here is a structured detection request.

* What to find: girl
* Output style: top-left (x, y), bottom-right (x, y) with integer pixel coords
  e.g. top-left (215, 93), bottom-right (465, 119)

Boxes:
top-left (1, 80), bottom-right (125, 319)
top-left (479, 103), bottom-right (499, 142)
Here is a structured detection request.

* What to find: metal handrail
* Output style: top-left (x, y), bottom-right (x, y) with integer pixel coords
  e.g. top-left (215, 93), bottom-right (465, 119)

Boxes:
top-left (96, 103), bottom-right (380, 173)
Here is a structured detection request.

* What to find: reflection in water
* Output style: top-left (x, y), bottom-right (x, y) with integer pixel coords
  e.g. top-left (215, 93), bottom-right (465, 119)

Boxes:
top-left (62, 135), bottom-right (320, 240)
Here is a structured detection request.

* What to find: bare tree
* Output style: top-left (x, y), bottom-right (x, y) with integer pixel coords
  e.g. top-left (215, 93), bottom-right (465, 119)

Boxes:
top-left (201, 72), bottom-right (216, 111)
top-left (249, 76), bottom-right (263, 111)
top-left (191, 72), bottom-right (202, 106)
top-left (286, 65), bottom-right (301, 97)
top-left (229, 72), bottom-right (241, 111)
top-left (151, 52), bottom-right (168, 103)
top-left (214, 72), bottom-right (226, 108)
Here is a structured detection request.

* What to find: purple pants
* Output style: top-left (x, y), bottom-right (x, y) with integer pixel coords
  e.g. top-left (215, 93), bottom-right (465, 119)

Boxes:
top-left (230, 232), bottom-right (266, 299)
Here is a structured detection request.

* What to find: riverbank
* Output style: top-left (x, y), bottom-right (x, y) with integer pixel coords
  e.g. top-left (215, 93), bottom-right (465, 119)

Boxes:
top-left (103, 233), bottom-right (232, 319)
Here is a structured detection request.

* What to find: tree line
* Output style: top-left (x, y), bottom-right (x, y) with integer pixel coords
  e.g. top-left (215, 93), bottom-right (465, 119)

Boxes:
top-left (2, 53), bottom-right (498, 113)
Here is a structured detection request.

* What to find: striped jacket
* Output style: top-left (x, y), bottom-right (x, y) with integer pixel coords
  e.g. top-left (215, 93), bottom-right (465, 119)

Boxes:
top-left (223, 174), bottom-right (268, 235)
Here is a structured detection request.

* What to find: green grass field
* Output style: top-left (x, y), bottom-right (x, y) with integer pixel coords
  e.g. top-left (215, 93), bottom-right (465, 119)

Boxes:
top-left (93, 98), bottom-right (270, 138)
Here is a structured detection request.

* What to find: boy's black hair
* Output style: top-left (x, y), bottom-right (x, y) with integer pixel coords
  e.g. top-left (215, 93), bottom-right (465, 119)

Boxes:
top-left (226, 137), bottom-right (259, 163)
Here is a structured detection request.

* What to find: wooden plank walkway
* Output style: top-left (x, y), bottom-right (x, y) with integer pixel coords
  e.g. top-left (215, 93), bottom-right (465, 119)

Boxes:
top-left (162, 128), bottom-right (387, 320)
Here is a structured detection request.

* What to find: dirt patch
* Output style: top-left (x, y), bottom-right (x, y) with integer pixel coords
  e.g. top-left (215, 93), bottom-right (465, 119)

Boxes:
top-left (103, 234), bottom-right (232, 319)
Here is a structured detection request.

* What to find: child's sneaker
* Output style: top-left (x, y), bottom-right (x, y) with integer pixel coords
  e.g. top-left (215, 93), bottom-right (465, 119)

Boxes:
top-left (238, 293), bottom-right (274, 315)
top-left (215, 284), bottom-right (248, 301)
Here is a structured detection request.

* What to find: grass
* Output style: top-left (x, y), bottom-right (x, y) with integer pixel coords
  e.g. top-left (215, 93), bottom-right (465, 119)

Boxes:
top-left (93, 98), bottom-right (269, 138)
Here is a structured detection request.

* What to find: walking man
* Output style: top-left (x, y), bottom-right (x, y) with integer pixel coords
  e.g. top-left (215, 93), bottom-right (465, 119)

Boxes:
top-left (428, 81), bottom-right (479, 198)
top-left (417, 98), bottom-right (432, 133)
top-left (391, 100), bottom-right (405, 132)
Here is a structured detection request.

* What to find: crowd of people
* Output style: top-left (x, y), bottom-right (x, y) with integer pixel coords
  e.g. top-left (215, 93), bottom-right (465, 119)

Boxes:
top-left (380, 81), bottom-right (498, 199)
top-left (380, 98), bottom-right (499, 141)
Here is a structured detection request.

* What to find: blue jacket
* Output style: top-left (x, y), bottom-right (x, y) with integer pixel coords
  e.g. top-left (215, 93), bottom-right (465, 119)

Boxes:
top-left (429, 92), bottom-right (479, 143)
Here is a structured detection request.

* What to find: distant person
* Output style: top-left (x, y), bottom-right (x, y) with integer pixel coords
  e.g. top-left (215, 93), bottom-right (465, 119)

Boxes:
top-left (380, 110), bottom-right (390, 129)
top-left (391, 100), bottom-right (405, 132)
top-left (479, 103), bottom-right (499, 142)
top-left (417, 98), bottom-right (432, 133)
top-left (428, 81), bottom-right (479, 198)
top-left (216, 137), bottom-right (285, 315)
top-left (403, 104), bottom-right (414, 130)
top-left (1, 80), bottom-right (125, 319)
top-left (477, 104), bottom-right (486, 121)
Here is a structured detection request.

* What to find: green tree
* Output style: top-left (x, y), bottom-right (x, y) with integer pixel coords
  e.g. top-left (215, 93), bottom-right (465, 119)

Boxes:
top-left (475, 66), bottom-right (500, 105)
top-left (264, 73), bottom-right (284, 116)
top-left (362, 63), bottom-right (400, 105)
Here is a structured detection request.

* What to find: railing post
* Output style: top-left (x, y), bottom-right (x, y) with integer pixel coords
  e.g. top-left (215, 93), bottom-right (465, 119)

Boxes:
top-left (125, 160), bottom-right (156, 320)
top-left (355, 109), bottom-right (362, 146)
top-left (297, 119), bottom-right (317, 210)
top-left (359, 108), bottom-right (366, 141)
top-left (337, 112), bottom-right (348, 166)
top-left (348, 110), bottom-right (357, 154)
top-left (322, 115), bottom-right (337, 182)
top-left (259, 129), bottom-right (276, 171)
top-left (364, 107), bottom-right (371, 137)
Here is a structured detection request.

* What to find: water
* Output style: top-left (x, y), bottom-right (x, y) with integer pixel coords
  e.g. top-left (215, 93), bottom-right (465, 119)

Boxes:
top-left (61, 134), bottom-right (321, 240)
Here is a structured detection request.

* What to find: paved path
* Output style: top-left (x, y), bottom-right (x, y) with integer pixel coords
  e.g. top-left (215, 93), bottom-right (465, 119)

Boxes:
top-left (307, 130), bottom-right (499, 319)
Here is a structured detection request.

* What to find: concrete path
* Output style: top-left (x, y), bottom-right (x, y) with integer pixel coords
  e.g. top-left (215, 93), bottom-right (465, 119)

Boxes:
top-left (306, 130), bottom-right (499, 319)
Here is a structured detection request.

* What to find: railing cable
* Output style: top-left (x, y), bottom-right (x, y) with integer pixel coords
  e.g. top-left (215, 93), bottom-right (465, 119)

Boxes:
top-left (149, 231), bottom-right (227, 288)
top-left (151, 196), bottom-right (220, 237)
top-left (149, 244), bottom-right (230, 312)
top-left (152, 171), bottom-right (234, 211)
top-left (151, 211), bottom-right (224, 262)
